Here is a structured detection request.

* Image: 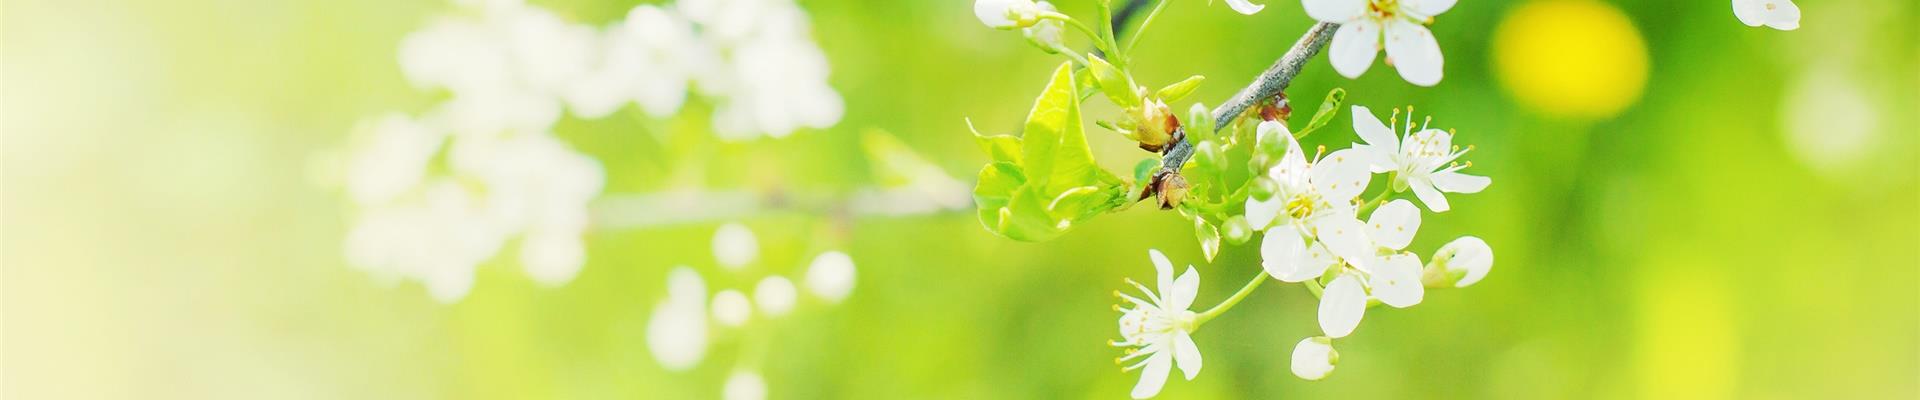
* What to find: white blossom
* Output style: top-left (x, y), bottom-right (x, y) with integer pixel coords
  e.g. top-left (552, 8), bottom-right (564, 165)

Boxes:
top-left (1022, 2), bottom-right (1067, 52)
top-left (1350, 105), bottom-right (1488, 212)
top-left (1112, 250), bottom-right (1203, 399)
top-left (1317, 200), bottom-right (1426, 337)
top-left (647, 267), bottom-right (709, 371)
top-left (1250, 120), bottom-right (1372, 282)
top-left (1733, 0), bottom-right (1799, 30)
top-left (1290, 336), bottom-right (1338, 380)
top-left (344, 181), bottom-right (505, 303)
top-left (1304, 0), bottom-right (1453, 86)
top-left (804, 251), bottom-right (857, 302)
top-left (974, 0), bottom-right (1044, 29)
top-left (712, 223), bottom-right (759, 270)
top-left (711, 289), bottom-right (753, 327)
top-left (345, 114), bottom-right (444, 206)
top-left (1433, 236), bottom-right (1493, 287)
top-left (754, 275), bottom-right (798, 317)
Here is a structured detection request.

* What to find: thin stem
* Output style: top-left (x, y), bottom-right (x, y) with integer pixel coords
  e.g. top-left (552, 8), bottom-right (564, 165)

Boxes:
top-left (1038, 12), bottom-right (1107, 53)
top-left (1353, 179), bottom-right (1395, 215)
top-left (1194, 270), bottom-right (1268, 327)
top-left (1122, 0), bottom-right (1171, 54)
top-left (1092, 0), bottom-right (1124, 67)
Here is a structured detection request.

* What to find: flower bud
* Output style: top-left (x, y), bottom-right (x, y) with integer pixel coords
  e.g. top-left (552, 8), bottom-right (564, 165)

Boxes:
top-left (1257, 93), bottom-right (1293, 122)
top-left (1425, 236), bottom-right (1493, 287)
top-left (1222, 215), bottom-right (1253, 244)
top-left (1022, 2), bottom-right (1066, 52)
top-left (1131, 99), bottom-right (1179, 152)
top-left (1291, 336), bottom-right (1338, 380)
top-left (1156, 173), bottom-right (1189, 209)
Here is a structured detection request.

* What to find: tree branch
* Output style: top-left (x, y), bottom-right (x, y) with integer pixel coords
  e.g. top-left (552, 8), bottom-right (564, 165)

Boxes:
top-left (1156, 22), bottom-right (1339, 179)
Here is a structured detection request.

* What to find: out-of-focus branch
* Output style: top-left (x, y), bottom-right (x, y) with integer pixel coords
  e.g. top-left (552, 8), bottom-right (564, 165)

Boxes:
top-left (590, 183), bottom-right (973, 230)
top-left (1152, 22), bottom-right (1339, 187)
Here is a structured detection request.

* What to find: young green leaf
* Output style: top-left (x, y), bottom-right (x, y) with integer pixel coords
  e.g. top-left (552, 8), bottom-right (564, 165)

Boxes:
top-left (1154, 75), bottom-right (1205, 104)
top-left (1086, 55), bottom-right (1140, 109)
top-left (1295, 88), bottom-right (1348, 137)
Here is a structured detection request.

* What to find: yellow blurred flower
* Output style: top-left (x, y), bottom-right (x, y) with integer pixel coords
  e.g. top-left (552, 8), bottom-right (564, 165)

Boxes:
top-left (1491, 0), bottom-right (1648, 119)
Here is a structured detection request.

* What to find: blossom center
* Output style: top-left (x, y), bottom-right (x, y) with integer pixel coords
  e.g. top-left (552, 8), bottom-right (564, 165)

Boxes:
top-left (1285, 193), bottom-right (1320, 220)
top-left (1367, 0), bottom-right (1402, 21)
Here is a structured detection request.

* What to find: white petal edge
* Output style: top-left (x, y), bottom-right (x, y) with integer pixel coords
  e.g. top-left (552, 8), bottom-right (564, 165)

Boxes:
top-left (1169, 267), bottom-right (1201, 312)
top-left (1372, 253), bottom-right (1425, 308)
top-left (1173, 330), bottom-right (1204, 379)
top-left (1301, 0), bottom-right (1366, 23)
top-left (1431, 171), bottom-right (1491, 193)
top-left (1319, 274), bottom-right (1367, 338)
top-left (1383, 19), bottom-right (1444, 87)
top-left (1351, 105), bottom-right (1399, 152)
top-left (1366, 199), bottom-right (1421, 250)
top-left (1326, 21), bottom-right (1381, 79)
top-left (1131, 351), bottom-right (1173, 399)
top-left (1408, 177), bottom-right (1451, 212)
top-left (1312, 149), bottom-right (1372, 202)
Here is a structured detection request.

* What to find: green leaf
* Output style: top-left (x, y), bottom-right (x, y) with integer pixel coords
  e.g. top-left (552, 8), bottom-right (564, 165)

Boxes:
top-left (1195, 218), bottom-right (1221, 262)
top-left (1086, 55), bottom-right (1140, 109)
top-left (1296, 88), bottom-right (1348, 137)
top-left (1132, 157), bottom-right (1161, 183)
top-left (969, 62), bottom-right (1128, 242)
top-left (1154, 75), bottom-right (1205, 104)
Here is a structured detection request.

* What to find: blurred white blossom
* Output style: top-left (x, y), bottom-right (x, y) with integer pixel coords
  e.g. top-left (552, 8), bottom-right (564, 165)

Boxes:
top-left (804, 251), bottom-right (857, 302)
top-left (648, 267), bottom-right (710, 371)
top-left (754, 275), bottom-right (798, 317)
top-left (712, 223), bottom-right (760, 270)
top-left (722, 370), bottom-right (767, 400)
top-left (711, 289), bottom-right (753, 327)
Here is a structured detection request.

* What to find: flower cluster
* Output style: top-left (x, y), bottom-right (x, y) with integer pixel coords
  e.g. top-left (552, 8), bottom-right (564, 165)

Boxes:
top-left (646, 224), bottom-right (858, 400)
top-left (1253, 105), bottom-right (1492, 381)
top-left (339, 0), bottom-right (842, 302)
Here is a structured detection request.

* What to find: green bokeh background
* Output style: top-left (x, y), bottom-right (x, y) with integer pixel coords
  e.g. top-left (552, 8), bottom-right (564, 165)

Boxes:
top-left (4, 0), bottom-right (1916, 398)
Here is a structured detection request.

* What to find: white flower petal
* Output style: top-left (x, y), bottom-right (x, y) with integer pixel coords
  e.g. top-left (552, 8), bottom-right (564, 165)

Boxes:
top-left (519, 229), bottom-right (586, 286)
top-left (1763, 0), bottom-right (1800, 30)
top-left (1290, 337), bottom-right (1338, 380)
top-left (1439, 236), bottom-right (1493, 287)
top-left (1298, 242), bottom-right (1341, 282)
top-left (1366, 199), bottom-right (1421, 250)
top-left (1350, 105), bottom-right (1399, 152)
top-left (1301, 0), bottom-right (1366, 23)
top-left (1327, 21), bottom-right (1380, 79)
top-left (1311, 149), bottom-right (1372, 202)
top-left (1226, 0), bottom-right (1267, 15)
top-left (1319, 274), bottom-right (1367, 338)
top-left (1246, 197), bottom-right (1283, 231)
top-left (975, 0), bottom-right (1018, 29)
top-left (1431, 171), bottom-right (1491, 193)
top-left (1408, 177), bottom-right (1451, 212)
top-left (1170, 267), bottom-right (1201, 312)
top-left (1732, 0), bottom-right (1767, 27)
top-left (1130, 351), bottom-right (1173, 399)
top-left (667, 266), bottom-right (707, 306)
top-left (1313, 216), bottom-right (1372, 263)
top-left (1405, 0), bottom-right (1458, 18)
top-left (1149, 249), bottom-right (1174, 296)
top-left (1173, 330), bottom-right (1204, 379)
top-left (1262, 228), bottom-right (1309, 280)
top-left (1383, 19), bottom-right (1444, 86)
top-left (1371, 253), bottom-right (1425, 308)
